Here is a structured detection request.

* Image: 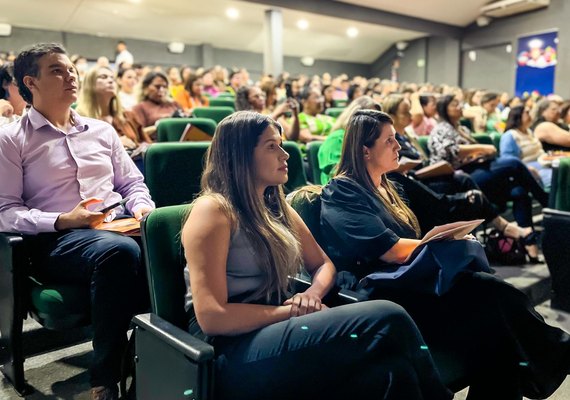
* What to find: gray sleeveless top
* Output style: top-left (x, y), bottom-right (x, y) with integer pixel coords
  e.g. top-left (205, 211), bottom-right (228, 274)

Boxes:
top-left (184, 226), bottom-right (265, 311)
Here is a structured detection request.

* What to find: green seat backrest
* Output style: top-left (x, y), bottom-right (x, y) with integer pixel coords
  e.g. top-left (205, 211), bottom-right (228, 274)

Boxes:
top-left (141, 205), bottom-right (190, 329)
top-left (282, 141), bottom-right (308, 193)
top-left (553, 157), bottom-right (570, 211)
top-left (208, 98), bottom-right (236, 109)
top-left (306, 141), bottom-right (323, 184)
top-left (192, 106), bottom-right (234, 124)
top-left (144, 142), bottom-right (210, 207)
top-left (417, 136), bottom-right (430, 158)
top-left (216, 93), bottom-right (235, 99)
top-left (459, 118), bottom-right (473, 132)
top-left (325, 107), bottom-right (345, 118)
top-left (157, 118), bottom-right (217, 142)
top-left (287, 186), bottom-right (323, 247)
top-left (472, 133), bottom-right (493, 146)
top-left (490, 132), bottom-right (501, 152)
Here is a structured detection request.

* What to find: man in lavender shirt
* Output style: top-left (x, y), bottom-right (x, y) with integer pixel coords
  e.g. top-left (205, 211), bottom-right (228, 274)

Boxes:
top-left (0, 43), bottom-right (154, 400)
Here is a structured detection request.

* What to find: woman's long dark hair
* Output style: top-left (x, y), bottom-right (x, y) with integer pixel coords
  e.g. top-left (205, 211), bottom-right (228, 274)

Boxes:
top-left (336, 109), bottom-right (421, 236)
top-left (505, 105), bottom-right (525, 132)
top-left (436, 94), bottom-right (455, 125)
top-left (195, 111), bottom-right (301, 302)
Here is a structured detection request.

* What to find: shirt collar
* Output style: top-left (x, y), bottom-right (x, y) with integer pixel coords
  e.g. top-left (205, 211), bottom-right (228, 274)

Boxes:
top-left (28, 107), bottom-right (89, 134)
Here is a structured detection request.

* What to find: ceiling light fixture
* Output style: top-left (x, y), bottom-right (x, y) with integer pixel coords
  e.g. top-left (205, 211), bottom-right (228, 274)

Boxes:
top-left (297, 19), bottom-right (309, 30)
top-left (226, 8), bottom-right (240, 20)
top-left (346, 27), bottom-right (358, 38)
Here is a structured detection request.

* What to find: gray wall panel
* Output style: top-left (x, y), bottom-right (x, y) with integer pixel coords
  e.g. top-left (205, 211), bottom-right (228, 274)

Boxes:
top-left (462, 0), bottom-right (568, 95)
top-left (461, 44), bottom-right (515, 94)
top-left (426, 36), bottom-right (460, 86)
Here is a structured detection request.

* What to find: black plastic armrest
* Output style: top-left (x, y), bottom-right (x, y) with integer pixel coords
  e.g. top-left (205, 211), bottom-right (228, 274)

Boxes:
top-left (132, 313), bottom-right (214, 363)
top-left (289, 274), bottom-right (368, 304)
top-left (338, 288), bottom-right (368, 303)
top-left (543, 207), bottom-right (570, 218)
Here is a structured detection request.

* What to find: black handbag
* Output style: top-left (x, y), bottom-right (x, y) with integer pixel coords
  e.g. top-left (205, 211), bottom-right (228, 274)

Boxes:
top-left (484, 229), bottom-right (527, 265)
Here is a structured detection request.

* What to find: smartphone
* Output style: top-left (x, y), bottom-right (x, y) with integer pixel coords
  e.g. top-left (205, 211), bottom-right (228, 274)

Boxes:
top-left (285, 82), bottom-right (294, 99)
top-left (96, 197), bottom-right (130, 214)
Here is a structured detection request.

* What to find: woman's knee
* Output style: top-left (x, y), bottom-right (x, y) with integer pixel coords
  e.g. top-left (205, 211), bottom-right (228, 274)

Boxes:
top-left (353, 300), bottom-right (420, 337)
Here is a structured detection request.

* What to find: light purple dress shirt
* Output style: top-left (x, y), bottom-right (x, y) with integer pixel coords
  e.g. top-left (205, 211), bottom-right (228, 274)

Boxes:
top-left (0, 107), bottom-right (154, 234)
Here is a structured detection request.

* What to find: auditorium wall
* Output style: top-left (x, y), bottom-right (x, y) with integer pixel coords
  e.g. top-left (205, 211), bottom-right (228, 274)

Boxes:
top-left (0, 26), bottom-right (369, 80)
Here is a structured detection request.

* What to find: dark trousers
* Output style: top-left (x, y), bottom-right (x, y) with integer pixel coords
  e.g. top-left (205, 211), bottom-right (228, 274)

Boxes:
top-left (368, 272), bottom-right (570, 400)
top-left (29, 229), bottom-right (145, 387)
top-left (469, 157), bottom-right (548, 228)
top-left (388, 173), bottom-right (498, 234)
top-left (212, 301), bottom-right (452, 400)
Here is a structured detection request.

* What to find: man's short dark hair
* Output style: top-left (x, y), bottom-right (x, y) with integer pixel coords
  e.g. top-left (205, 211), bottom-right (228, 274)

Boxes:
top-left (13, 43), bottom-right (67, 104)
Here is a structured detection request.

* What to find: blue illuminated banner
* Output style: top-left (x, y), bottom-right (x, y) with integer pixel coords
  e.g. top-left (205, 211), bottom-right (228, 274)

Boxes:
top-left (515, 30), bottom-right (558, 97)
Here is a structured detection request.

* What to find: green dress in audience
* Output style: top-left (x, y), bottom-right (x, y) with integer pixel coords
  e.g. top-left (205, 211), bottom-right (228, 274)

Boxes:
top-left (298, 112), bottom-right (335, 136)
top-left (317, 128), bottom-right (345, 185)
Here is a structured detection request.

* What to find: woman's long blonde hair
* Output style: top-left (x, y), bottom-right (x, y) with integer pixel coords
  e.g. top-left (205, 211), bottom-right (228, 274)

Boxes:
top-left (335, 109), bottom-right (421, 237)
top-left (194, 111), bottom-right (302, 302)
top-left (76, 66), bottom-right (125, 123)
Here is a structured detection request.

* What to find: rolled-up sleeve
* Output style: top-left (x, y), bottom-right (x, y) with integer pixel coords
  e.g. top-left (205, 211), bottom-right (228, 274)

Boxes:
top-left (321, 178), bottom-right (400, 263)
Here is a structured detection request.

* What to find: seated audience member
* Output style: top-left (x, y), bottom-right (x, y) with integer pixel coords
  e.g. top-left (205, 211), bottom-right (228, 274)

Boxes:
top-left (298, 88), bottom-right (335, 143)
top-left (319, 96), bottom-right (516, 235)
top-left (0, 43), bottom-right (154, 400)
top-left (201, 69), bottom-right (220, 97)
top-left (319, 96), bottom-right (381, 185)
top-left (429, 94), bottom-right (548, 261)
top-left (235, 85), bottom-right (299, 141)
top-left (322, 84), bottom-right (334, 113)
top-left (531, 98), bottom-right (570, 151)
top-left (0, 62), bottom-right (27, 125)
top-left (347, 84), bottom-right (363, 104)
top-left (480, 91), bottom-right (503, 134)
top-left (320, 109), bottom-right (570, 400)
top-left (167, 66), bottom-right (184, 99)
top-left (174, 73), bottom-right (209, 114)
top-left (76, 66), bottom-right (151, 169)
top-left (560, 101), bottom-right (570, 126)
top-left (407, 93), bottom-right (437, 136)
top-left (182, 110), bottom-right (452, 400)
top-left (501, 95), bottom-right (522, 121)
top-left (116, 66), bottom-right (138, 110)
top-left (131, 71), bottom-right (182, 140)
top-left (212, 65), bottom-right (228, 92)
top-left (501, 105), bottom-right (551, 188)
top-left (226, 69), bottom-right (243, 96)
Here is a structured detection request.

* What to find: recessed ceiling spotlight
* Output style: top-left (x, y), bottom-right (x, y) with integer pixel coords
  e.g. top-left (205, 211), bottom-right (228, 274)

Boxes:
top-left (127, 0), bottom-right (142, 4)
top-left (346, 27), bottom-right (359, 38)
top-left (297, 19), bottom-right (309, 30)
top-left (226, 8), bottom-right (240, 20)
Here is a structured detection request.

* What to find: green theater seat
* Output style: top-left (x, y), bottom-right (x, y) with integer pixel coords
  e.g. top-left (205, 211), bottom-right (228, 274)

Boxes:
top-left (192, 106), bottom-right (234, 124)
top-left (0, 234), bottom-right (91, 395)
top-left (157, 118), bottom-right (217, 142)
top-left (144, 142), bottom-right (210, 207)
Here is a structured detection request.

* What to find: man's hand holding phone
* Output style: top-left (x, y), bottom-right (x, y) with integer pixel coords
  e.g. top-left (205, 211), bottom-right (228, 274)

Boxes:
top-left (54, 197), bottom-right (130, 231)
top-left (95, 197), bottom-right (130, 214)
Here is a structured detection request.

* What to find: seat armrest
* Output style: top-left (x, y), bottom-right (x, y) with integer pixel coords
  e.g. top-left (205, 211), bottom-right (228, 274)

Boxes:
top-left (543, 207), bottom-right (570, 219)
top-left (338, 288), bottom-right (368, 303)
top-left (132, 313), bottom-right (214, 363)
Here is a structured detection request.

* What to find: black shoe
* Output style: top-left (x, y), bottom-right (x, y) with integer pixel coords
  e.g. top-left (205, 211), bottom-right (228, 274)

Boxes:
top-left (522, 230), bottom-right (541, 246)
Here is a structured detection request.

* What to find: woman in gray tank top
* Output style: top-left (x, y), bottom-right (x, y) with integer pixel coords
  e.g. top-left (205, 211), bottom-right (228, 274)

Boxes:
top-left (181, 111), bottom-right (452, 400)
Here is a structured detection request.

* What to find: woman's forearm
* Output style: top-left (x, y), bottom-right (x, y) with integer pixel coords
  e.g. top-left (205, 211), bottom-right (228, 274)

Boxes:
top-left (196, 302), bottom-right (292, 336)
top-left (380, 238), bottom-right (421, 264)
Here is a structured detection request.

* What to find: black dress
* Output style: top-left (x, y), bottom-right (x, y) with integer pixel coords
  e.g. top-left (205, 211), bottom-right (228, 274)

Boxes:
top-left (320, 176), bottom-right (570, 399)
